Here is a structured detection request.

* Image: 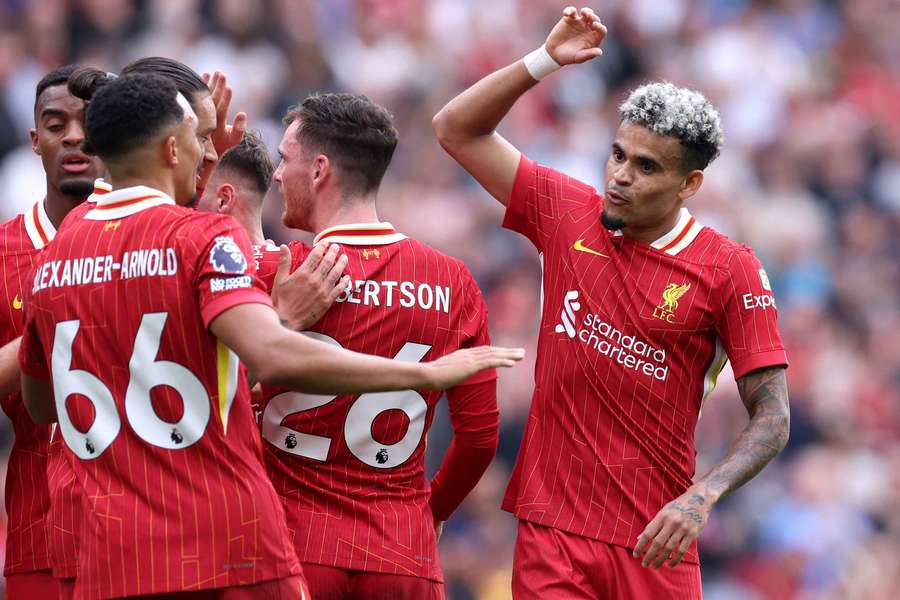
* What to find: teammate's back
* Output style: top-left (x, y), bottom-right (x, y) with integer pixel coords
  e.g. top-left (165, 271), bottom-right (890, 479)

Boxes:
top-left (21, 190), bottom-right (299, 597)
top-left (257, 226), bottom-right (495, 583)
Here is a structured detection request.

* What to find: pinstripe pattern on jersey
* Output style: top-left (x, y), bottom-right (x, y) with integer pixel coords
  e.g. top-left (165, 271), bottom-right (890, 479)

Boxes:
top-left (501, 157), bottom-right (787, 564)
top-left (19, 186), bottom-right (299, 598)
top-left (256, 224), bottom-right (492, 583)
top-left (0, 212), bottom-right (53, 575)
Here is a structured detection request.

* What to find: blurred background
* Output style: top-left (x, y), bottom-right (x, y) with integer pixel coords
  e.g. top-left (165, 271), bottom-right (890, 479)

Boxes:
top-left (1, 0), bottom-right (899, 598)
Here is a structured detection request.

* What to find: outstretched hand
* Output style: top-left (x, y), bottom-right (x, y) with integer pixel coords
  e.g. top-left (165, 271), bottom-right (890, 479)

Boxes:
top-left (424, 346), bottom-right (525, 391)
top-left (546, 6), bottom-right (608, 66)
top-left (202, 71), bottom-right (247, 157)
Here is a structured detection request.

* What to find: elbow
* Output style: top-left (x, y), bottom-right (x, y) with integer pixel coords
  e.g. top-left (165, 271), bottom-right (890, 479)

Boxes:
top-left (776, 412), bottom-right (791, 453)
top-left (431, 109), bottom-right (456, 150)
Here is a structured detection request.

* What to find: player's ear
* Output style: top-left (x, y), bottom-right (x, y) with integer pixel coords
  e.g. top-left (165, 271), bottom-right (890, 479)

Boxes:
top-left (218, 183), bottom-right (235, 213)
top-left (678, 170), bottom-right (704, 202)
top-left (311, 154), bottom-right (330, 190)
top-left (30, 129), bottom-right (40, 155)
top-left (163, 135), bottom-right (178, 167)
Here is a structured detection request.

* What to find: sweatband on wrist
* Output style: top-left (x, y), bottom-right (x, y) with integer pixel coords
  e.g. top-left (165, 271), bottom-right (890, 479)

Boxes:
top-left (523, 45), bottom-right (562, 80)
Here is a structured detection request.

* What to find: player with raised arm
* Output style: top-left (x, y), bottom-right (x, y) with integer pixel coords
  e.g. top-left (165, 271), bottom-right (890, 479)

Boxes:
top-left (433, 7), bottom-right (790, 599)
top-left (0, 64), bottom-right (105, 599)
top-left (233, 93), bottom-right (502, 600)
top-left (18, 72), bottom-right (521, 599)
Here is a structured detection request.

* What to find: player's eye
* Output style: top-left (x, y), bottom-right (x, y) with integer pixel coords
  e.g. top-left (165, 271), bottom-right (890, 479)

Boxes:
top-left (640, 162), bottom-right (655, 174)
top-left (47, 123), bottom-right (64, 133)
top-left (613, 149), bottom-right (624, 161)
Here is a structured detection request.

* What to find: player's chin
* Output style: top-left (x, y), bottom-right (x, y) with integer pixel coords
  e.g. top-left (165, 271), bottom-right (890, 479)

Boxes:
top-left (600, 208), bottom-right (627, 231)
top-left (58, 175), bottom-right (97, 198)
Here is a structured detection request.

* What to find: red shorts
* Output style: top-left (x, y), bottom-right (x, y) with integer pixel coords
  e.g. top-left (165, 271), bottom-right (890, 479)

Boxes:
top-left (512, 520), bottom-right (702, 600)
top-left (129, 575), bottom-right (309, 599)
top-left (302, 563), bottom-right (444, 600)
top-left (5, 570), bottom-right (60, 599)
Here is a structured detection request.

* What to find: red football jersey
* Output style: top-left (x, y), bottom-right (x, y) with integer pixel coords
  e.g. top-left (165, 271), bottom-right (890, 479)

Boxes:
top-left (47, 178), bottom-right (113, 578)
top-left (18, 185), bottom-right (300, 598)
top-left (256, 223), bottom-right (494, 582)
top-left (501, 156), bottom-right (788, 564)
top-left (0, 200), bottom-right (56, 575)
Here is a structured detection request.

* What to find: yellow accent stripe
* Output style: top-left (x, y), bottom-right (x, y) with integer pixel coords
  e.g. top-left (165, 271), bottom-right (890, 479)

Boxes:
top-left (216, 340), bottom-right (231, 432)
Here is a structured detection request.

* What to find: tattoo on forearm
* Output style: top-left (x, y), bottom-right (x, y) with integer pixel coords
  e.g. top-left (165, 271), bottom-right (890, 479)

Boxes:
top-left (701, 366), bottom-right (789, 500)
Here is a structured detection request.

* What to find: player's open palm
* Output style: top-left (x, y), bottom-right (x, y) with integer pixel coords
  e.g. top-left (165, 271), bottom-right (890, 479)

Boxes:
top-left (425, 346), bottom-right (525, 390)
top-left (546, 6), bottom-right (608, 65)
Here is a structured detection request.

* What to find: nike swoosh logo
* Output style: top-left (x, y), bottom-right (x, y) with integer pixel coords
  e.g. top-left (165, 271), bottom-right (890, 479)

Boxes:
top-left (12, 295), bottom-right (22, 310)
top-left (573, 239), bottom-right (609, 258)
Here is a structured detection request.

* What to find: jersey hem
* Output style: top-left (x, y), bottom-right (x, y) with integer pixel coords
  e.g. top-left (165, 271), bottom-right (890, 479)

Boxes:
top-left (730, 349), bottom-right (789, 379)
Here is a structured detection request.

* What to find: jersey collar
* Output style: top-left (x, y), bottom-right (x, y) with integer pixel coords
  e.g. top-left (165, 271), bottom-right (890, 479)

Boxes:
top-left (649, 208), bottom-right (703, 256)
top-left (314, 222), bottom-right (408, 246)
top-left (84, 185), bottom-right (175, 221)
top-left (24, 198), bottom-right (57, 249)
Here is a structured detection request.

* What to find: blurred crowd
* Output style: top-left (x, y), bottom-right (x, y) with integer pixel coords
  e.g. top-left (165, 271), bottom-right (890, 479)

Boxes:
top-left (1, 0), bottom-right (899, 598)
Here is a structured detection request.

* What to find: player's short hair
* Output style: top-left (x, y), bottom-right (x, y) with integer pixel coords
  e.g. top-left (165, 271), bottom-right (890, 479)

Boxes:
top-left (121, 57), bottom-right (208, 101)
top-left (284, 93), bottom-right (398, 197)
top-left (216, 130), bottom-right (274, 196)
top-left (619, 82), bottom-right (724, 172)
top-left (71, 71), bottom-right (184, 160)
top-left (35, 64), bottom-right (79, 111)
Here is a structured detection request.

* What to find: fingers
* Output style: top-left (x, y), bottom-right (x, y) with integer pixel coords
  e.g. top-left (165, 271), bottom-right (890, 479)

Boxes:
top-left (650, 529), bottom-right (683, 569)
top-left (479, 346), bottom-right (526, 368)
top-left (330, 275), bottom-right (352, 301)
top-left (274, 244), bottom-right (293, 283)
top-left (316, 244), bottom-right (341, 279)
top-left (231, 111), bottom-right (248, 141)
top-left (633, 517), bottom-right (662, 559)
top-left (667, 535), bottom-right (694, 568)
top-left (563, 6), bottom-right (577, 19)
top-left (639, 521), bottom-right (676, 568)
top-left (298, 242), bottom-right (329, 274)
top-left (326, 253), bottom-right (349, 287)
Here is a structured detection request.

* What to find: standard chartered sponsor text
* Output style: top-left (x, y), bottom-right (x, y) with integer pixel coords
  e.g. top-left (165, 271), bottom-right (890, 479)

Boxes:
top-left (578, 313), bottom-right (669, 381)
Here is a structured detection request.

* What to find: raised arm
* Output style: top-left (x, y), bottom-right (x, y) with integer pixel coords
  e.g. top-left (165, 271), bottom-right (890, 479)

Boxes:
top-left (634, 366), bottom-right (790, 568)
top-left (432, 6), bottom-right (607, 205)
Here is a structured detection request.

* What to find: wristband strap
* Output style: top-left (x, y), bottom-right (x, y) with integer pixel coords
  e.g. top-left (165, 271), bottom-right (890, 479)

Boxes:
top-left (523, 45), bottom-right (562, 81)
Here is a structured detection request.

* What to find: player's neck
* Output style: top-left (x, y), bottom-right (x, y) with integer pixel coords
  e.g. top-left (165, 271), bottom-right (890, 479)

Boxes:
top-left (109, 174), bottom-right (176, 201)
top-left (236, 207), bottom-right (266, 246)
top-left (43, 188), bottom-right (87, 229)
top-left (621, 207), bottom-right (683, 245)
top-left (314, 196), bottom-right (380, 232)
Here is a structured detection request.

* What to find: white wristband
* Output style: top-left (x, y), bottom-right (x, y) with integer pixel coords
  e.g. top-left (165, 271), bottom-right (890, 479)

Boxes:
top-left (523, 45), bottom-right (562, 81)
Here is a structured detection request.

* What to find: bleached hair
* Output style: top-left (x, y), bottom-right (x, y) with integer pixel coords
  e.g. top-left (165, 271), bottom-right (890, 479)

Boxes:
top-left (619, 82), bottom-right (724, 171)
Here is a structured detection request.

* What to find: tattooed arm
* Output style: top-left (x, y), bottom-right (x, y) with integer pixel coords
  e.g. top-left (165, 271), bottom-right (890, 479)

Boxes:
top-left (633, 365), bottom-right (790, 569)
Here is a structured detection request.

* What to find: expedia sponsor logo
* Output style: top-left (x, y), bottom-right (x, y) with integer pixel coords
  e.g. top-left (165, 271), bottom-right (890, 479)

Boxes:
top-left (555, 290), bottom-right (669, 381)
top-left (743, 293), bottom-right (776, 310)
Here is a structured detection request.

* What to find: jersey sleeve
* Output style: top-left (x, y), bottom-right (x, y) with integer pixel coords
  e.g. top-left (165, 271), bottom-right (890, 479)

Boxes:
top-left (502, 154), bottom-right (599, 252)
top-left (183, 216), bottom-right (273, 328)
top-left (456, 268), bottom-right (496, 386)
top-left (715, 247), bottom-right (788, 379)
top-left (429, 378), bottom-right (499, 521)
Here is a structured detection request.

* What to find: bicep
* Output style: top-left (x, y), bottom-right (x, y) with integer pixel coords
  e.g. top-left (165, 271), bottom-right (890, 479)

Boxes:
top-left (438, 132), bottom-right (521, 206)
top-left (209, 303), bottom-right (285, 376)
